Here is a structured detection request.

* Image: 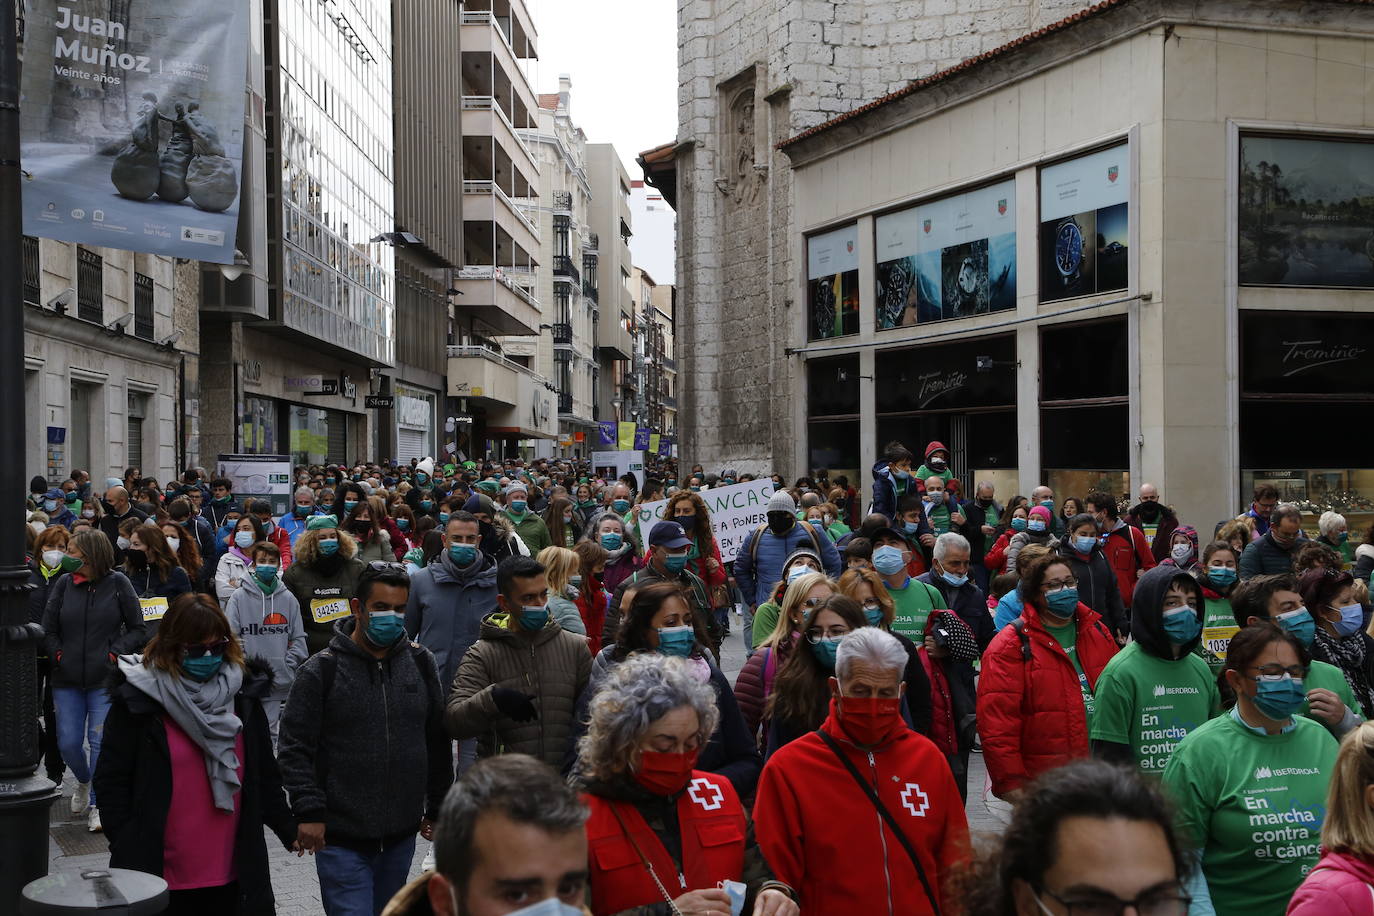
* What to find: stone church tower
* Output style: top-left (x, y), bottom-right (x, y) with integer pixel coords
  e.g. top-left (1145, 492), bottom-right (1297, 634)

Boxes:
top-left (673, 0), bottom-right (1097, 475)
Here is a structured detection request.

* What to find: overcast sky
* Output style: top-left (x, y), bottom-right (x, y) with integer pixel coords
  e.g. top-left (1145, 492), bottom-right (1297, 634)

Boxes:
top-left (525, 0), bottom-right (677, 180)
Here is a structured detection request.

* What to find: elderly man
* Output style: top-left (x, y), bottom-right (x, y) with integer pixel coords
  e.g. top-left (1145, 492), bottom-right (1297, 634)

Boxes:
top-left (955, 480), bottom-right (1001, 592)
top-left (1030, 484), bottom-right (1064, 537)
top-left (97, 485), bottom-right (147, 552)
top-left (500, 481), bottom-right (550, 554)
top-left (279, 486), bottom-right (321, 547)
top-left (754, 627), bottom-right (969, 915)
top-left (1123, 482), bottom-right (1181, 560)
top-left (1239, 503), bottom-right (1305, 579)
top-left (918, 533), bottom-right (992, 651)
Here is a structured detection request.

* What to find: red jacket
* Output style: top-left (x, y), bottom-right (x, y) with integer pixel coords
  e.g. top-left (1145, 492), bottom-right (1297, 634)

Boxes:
top-left (576, 573), bottom-right (608, 657)
top-left (983, 530), bottom-right (1013, 572)
top-left (976, 603), bottom-right (1118, 797)
top-left (1289, 849), bottom-right (1374, 915)
top-left (754, 703), bottom-right (969, 915)
top-left (266, 525), bottom-right (294, 570)
top-left (584, 772), bottom-right (746, 916)
top-left (1100, 522), bottom-right (1155, 607)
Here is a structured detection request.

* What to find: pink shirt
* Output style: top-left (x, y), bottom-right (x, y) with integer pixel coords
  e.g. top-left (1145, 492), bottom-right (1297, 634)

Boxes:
top-left (162, 716), bottom-right (244, 890)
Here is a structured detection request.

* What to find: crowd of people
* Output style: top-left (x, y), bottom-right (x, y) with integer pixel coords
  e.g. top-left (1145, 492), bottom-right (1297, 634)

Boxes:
top-left (22, 441), bottom-right (1374, 915)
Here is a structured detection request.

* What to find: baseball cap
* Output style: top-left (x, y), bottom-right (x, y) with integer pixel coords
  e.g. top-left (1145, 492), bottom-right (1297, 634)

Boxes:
top-left (648, 520), bottom-right (693, 549)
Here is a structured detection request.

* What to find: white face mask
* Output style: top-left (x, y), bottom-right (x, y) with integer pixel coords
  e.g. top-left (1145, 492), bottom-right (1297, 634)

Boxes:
top-left (42, 549), bottom-right (65, 570)
top-left (117, 536), bottom-right (131, 550)
top-left (166, 537), bottom-right (181, 552)
top-left (1171, 542), bottom-right (1193, 563)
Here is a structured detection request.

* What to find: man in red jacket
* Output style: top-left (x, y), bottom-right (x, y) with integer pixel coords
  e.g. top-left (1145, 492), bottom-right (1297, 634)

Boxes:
top-left (754, 627), bottom-right (969, 915)
top-left (1084, 490), bottom-right (1155, 612)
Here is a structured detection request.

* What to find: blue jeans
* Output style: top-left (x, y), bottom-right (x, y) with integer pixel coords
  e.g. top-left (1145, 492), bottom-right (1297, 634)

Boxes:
top-left (53, 686), bottom-right (110, 803)
top-left (316, 836), bottom-right (416, 916)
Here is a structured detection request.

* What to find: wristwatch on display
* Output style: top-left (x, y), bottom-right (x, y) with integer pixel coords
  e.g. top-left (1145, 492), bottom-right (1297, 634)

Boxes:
top-left (956, 256), bottom-right (979, 308)
top-left (879, 262), bottom-right (912, 328)
top-left (813, 278), bottom-right (837, 337)
top-left (1054, 217), bottom-right (1084, 286)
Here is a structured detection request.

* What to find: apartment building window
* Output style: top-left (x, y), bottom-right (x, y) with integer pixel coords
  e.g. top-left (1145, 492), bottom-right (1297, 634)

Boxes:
top-left (77, 247), bottom-right (103, 323)
top-left (127, 391), bottom-right (148, 471)
top-left (134, 273), bottom-right (155, 340)
top-left (554, 215), bottom-right (570, 257)
top-left (22, 235), bottom-right (39, 305)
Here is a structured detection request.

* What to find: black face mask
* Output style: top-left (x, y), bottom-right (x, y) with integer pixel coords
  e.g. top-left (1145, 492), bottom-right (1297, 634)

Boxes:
top-left (675, 514), bottom-right (697, 532)
top-left (1134, 502), bottom-right (1160, 521)
top-left (767, 512), bottom-right (795, 535)
top-left (976, 498), bottom-right (994, 508)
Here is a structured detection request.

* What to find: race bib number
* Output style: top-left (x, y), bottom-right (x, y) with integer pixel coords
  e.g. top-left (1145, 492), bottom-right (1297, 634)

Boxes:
top-left (139, 597), bottom-right (169, 621)
top-left (310, 598), bottom-right (351, 624)
top-left (1202, 625), bottom-right (1239, 660)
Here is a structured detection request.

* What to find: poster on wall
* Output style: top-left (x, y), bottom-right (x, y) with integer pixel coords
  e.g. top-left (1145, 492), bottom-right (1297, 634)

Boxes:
top-left (807, 224), bottom-right (860, 340)
top-left (20, 2), bottom-right (251, 264)
top-left (1239, 135), bottom-right (1374, 288)
top-left (591, 450), bottom-right (646, 493)
top-left (1039, 145), bottom-right (1130, 302)
top-left (217, 454), bottom-right (292, 516)
top-left (875, 179), bottom-right (1017, 327)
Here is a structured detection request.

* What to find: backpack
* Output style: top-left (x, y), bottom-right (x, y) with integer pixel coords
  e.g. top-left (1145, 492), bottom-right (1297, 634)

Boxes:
top-left (748, 520), bottom-right (825, 569)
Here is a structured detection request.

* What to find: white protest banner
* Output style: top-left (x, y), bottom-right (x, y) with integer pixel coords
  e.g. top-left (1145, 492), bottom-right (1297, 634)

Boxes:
top-left (634, 479), bottom-right (776, 563)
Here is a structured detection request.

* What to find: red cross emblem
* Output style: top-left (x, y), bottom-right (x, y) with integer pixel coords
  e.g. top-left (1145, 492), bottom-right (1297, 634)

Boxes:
top-left (688, 778), bottom-right (723, 811)
top-left (900, 783), bottom-right (929, 818)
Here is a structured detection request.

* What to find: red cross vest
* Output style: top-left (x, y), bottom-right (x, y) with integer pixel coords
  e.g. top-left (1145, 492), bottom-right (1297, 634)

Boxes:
top-left (584, 771), bottom-right (747, 915)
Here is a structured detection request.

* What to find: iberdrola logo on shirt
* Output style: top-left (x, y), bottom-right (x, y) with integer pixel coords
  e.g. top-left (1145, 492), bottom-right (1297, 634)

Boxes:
top-left (1254, 765), bottom-right (1320, 780)
top-left (1152, 684), bottom-right (1201, 697)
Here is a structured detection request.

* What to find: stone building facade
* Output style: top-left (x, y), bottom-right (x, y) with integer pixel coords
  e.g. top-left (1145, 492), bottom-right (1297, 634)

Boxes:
top-left (673, 0), bottom-right (1100, 475)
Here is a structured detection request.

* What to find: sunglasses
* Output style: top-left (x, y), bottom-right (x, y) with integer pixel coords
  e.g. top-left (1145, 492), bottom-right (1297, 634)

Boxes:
top-left (182, 639), bottom-right (230, 659)
top-left (367, 561), bottom-right (410, 573)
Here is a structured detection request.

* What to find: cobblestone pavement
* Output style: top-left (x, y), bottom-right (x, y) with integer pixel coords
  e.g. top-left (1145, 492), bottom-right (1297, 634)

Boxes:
top-left (44, 611), bottom-right (1004, 910)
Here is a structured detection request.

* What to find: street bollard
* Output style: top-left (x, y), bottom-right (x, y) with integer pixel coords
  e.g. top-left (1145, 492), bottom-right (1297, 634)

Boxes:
top-left (20, 868), bottom-right (168, 915)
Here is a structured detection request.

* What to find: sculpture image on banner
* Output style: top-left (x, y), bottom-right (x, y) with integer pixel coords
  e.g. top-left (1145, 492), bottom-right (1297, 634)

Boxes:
top-left (1039, 145), bottom-right (1130, 303)
top-left (807, 224), bottom-right (860, 340)
top-left (19, 2), bottom-right (251, 263)
top-left (875, 179), bottom-right (1017, 327)
top-left (1239, 135), bottom-right (1374, 288)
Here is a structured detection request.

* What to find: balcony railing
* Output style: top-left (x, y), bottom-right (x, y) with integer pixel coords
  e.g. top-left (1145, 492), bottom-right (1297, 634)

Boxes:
top-left (662, 356), bottom-right (677, 372)
top-left (460, 95), bottom-right (536, 162)
top-left (551, 322), bottom-right (573, 344)
top-left (558, 392), bottom-right (573, 414)
top-left (552, 190), bottom-right (572, 213)
top-left (583, 233), bottom-right (599, 254)
top-left (662, 395), bottom-right (678, 409)
top-left (446, 344), bottom-right (531, 375)
top-left (582, 282), bottom-right (597, 304)
top-left (455, 264), bottom-right (540, 310)
top-left (22, 235), bottom-right (39, 305)
top-left (462, 179), bottom-right (541, 240)
top-left (552, 255), bottom-right (581, 285)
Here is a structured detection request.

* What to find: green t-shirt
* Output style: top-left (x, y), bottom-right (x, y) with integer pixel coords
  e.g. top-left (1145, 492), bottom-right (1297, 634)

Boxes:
top-left (1047, 618), bottom-right (1096, 727)
top-left (927, 503), bottom-right (952, 537)
top-left (886, 577), bottom-right (946, 642)
top-left (1302, 660), bottom-right (1359, 734)
top-left (1090, 642), bottom-right (1221, 776)
top-left (1194, 596), bottom-right (1238, 676)
top-left (1161, 711), bottom-right (1339, 915)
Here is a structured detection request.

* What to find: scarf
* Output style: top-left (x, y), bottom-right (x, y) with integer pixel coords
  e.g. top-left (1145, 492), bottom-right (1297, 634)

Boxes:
top-left (118, 655), bottom-right (244, 810)
top-left (1314, 627), bottom-right (1374, 718)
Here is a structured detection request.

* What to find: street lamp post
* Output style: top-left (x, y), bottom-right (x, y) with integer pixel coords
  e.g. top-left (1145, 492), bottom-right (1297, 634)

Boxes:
top-left (0, 2), bottom-right (60, 905)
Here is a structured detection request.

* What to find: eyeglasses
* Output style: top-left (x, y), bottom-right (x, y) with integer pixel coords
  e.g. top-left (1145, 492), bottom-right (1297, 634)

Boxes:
top-left (801, 597), bottom-right (826, 609)
top-left (1251, 664), bottom-right (1308, 681)
top-left (805, 627), bottom-right (850, 644)
top-left (182, 639), bottom-right (230, 659)
top-left (1035, 886), bottom-right (1191, 916)
top-left (1042, 577), bottom-right (1078, 591)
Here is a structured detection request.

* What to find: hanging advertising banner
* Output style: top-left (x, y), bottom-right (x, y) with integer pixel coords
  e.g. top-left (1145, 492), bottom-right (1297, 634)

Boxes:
top-left (634, 479), bottom-right (776, 563)
top-left (616, 421), bottom-right (637, 451)
top-left (596, 421), bottom-right (616, 446)
top-left (875, 179), bottom-right (1017, 327)
top-left (807, 224), bottom-right (860, 340)
top-left (648, 433), bottom-right (661, 455)
top-left (20, 2), bottom-right (251, 263)
top-left (633, 427), bottom-right (651, 450)
top-left (1039, 144), bottom-right (1130, 302)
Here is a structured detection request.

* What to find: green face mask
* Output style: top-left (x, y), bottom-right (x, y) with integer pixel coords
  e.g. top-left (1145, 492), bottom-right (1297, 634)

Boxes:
top-left (59, 554), bottom-right (83, 574)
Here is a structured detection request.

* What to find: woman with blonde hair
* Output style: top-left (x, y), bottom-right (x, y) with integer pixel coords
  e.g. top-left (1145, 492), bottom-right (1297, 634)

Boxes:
top-left (1290, 720), bottom-right (1374, 913)
top-left (1217, 516), bottom-right (1256, 556)
top-left (536, 545), bottom-right (587, 636)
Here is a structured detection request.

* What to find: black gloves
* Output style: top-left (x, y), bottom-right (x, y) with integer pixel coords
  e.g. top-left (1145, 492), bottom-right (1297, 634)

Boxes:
top-left (491, 686), bottom-right (538, 722)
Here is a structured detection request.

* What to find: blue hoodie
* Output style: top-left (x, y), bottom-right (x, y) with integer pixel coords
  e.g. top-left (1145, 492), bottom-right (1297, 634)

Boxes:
top-left (870, 459), bottom-right (914, 523)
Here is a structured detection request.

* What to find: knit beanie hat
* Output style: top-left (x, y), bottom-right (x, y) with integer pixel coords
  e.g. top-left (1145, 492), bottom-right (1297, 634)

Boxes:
top-left (463, 493), bottom-right (496, 516)
top-left (1028, 505), bottom-right (1052, 523)
top-left (767, 490), bottom-right (797, 514)
top-left (416, 457), bottom-right (435, 477)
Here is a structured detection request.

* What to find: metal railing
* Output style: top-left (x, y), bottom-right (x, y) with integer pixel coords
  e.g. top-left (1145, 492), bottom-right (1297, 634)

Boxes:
top-left (551, 322), bottom-right (573, 344)
top-left (552, 190), bottom-right (572, 212)
top-left (558, 392), bottom-right (573, 414)
top-left (462, 179), bottom-right (541, 240)
top-left (460, 95), bottom-right (536, 162)
top-left (446, 344), bottom-right (529, 375)
top-left (454, 264), bottom-right (540, 310)
top-left (22, 235), bottom-right (39, 305)
top-left (552, 255), bottom-right (580, 284)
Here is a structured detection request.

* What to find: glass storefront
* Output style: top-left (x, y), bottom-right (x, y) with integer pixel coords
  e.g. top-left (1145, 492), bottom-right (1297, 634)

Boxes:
top-left (241, 396), bottom-right (281, 455)
top-left (807, 225), bottom-right (860, 340)
top-left (1040, 318), bottom-right (1130, 501)
top-left (288, 404), bottom-right (348, 467)
top-left (807, 354), bottom-right (860, 482)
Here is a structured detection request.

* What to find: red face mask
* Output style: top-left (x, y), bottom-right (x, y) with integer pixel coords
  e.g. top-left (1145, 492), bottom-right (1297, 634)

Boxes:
top-left (633, 749), bottom-right (699, 796)
top-left (835, 694), bottom-right (903, 747)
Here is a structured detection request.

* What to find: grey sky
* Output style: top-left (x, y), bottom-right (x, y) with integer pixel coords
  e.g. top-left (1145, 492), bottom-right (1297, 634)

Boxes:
top-left (526, 0), bottom-right (677, 180)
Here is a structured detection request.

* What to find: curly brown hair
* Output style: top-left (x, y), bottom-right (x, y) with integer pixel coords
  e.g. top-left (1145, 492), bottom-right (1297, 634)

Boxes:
top-left (663, 490), bottom-right (718, 564)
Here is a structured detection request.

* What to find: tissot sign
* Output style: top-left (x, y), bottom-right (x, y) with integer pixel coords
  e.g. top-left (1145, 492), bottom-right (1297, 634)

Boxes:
top-left (1242, 313), bottom-right (1374, 395)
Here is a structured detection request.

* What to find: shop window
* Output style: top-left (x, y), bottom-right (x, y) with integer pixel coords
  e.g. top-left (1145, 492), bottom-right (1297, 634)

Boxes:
top-left (1039, 144), bottom-right (1130, 303)
top-left (807, 354), bottom-right (860, 418)
top-left (875, 178), bottom-right (1016, 328)
top-left (808, 420), bottom-right (860, 483)
top-left (807, 224), bottom-right (859, 340)
top-left (242, 396), bottom-right (280, 455)
top-left (1040, 317), bottom-right (1130, 500)
top-left (1239, 134), bottom-right (1374, 288)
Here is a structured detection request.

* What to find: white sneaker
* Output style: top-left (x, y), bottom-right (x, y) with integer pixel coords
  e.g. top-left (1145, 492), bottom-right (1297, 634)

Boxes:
top-left (421, 848), bottom-right (435, 872)
top-left (87, 807), bottom-right (102, 833)
top-left (70, 783), bottom-right (89, 815)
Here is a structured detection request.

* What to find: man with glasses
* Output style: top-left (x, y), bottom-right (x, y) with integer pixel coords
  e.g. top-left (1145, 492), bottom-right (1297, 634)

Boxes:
top-left (279, 562), bottom-right (453, 915)
top-left (1239, 503), bottom-right (1305, 580)
top-left (601, 520), bottom-right (716, 657)
top-left (1241, 484), bottom-right (1281, 539)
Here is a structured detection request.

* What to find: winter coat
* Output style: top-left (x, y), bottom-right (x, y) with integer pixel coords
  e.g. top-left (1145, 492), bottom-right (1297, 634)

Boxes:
top-left (1355, 543), bottom-right (1374, 584)
top-left (215, 547), bottom-right (255, 606)
top-left (916, 570), bottom-right (994, 651)
top-left (480, 514), bottom-right (531, 565)
top-left (603, 563), bottom-right (713, 652)
top-left (1123, 504), bottom-right (1181, 563)
top-left (352, 527), bottom-right (395, 564)
top-left (404, 551), bottom-right (499, 690)
top-left (225, 579), bottom-right (308, 701)
top-left (1318, 535), bottom-right (1355, 569)
top-left (95, 659), bottom-right (295, 915)
top-left (42, 571), bottom-right (144, 689)
top-left (205, 497), bottom-right (241, 531)
top-left (983, 529), bottom-right (1014, 572)
top-left (1063, 545), bottom-right (1129, 636)
top-left (601, 547), bottom-right (643, 595)
top-left (99, 505), bottom-right (149, 554)
top-left (1004, 529), bottom-right (1060, 574)
top-left (575, 572), bottom-right (609, 657)
top-left (734, 636), bottom-right (796, 745)
top-left (262, 523), bottom-right (294, 569)
top-left (548, 591), bottom-right (585, 636)
top-left (735, 521), bottom-right (841, 608)
top-left (27, 559), bottom-right (61, 628)
top-left (445, 613), bottom-right (592, 768)
top-left (277, 620), bottom-right (452, 847)
top-left (976, 603), bottom-right (1119, 797)
top-left (1288, 849), bottom-right (1374, 915)
top-left (684, 534), bottom-right (728, 593)
top-left (123, 563), bottom-right (193, 603)
top-left (957, 497), bottom-right (1003, 561)
top-left (1099, 521), bottom-right (1156, 608)
top-left (504, 511), bottom-right (551, 554)
top-left (1239, 530), bottom-right (1299, 579)
top-left (869, 459), bottom-right (916, 523)
top-left (278, 508), bottom-right (321, 547)
top-left (282, 531), bottom-right (366, 656)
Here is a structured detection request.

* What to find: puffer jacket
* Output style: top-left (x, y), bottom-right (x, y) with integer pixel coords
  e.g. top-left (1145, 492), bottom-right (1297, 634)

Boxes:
top-left (976, 603), bottom-right (1118, 797)
top-left (215, 546), bottom-right (254, 606)
top-left (1239, 530), bottom-right (1298, 579)
top-left (734, 521), bottom-right (841, 607)
top-left (1063, 545), bottom-right (1128, 637)
top-left (1099, 520), bottom-right (1156, 607)
top-left (869, 459), bottom-right (915, 523)
top-left (445, 613), bottom-right (592, 768)
top-left (42, 571), bottom-right (144, 688)
top-left (601, 545), bottom-right (643, 594)
top-left (405, 551), bottom-right (499, 690)
top-left (1003, 529), bottom-right (1060, 573)
top-left (282, 530), bottom-right (365, 656)
top-left (1288, 849), bottom-right (1374, 915)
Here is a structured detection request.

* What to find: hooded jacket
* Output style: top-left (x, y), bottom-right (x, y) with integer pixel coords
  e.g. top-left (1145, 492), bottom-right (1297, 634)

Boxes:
top-left (404, 549), bottom-right (499, 690)
top-left (976, 602), bottom-right (1119, 796)
top-left (1063, 542), bottom-right (1129, 636)
top-left (869, 459), bottom-right (915, 524)
top-left (445, 613), bottom-right (592, 768)
top-left (42, 570), bottom-right (144, 688)
top-left (277, 620), bottom-right (452, 848)
top-left (913, 440), bottom-right (954, 483)
top-left (225, 577), bottom-right (308, 701)
top-left (95, 658), bottom-right (294, 915)
top-left (1123, 502), bottom-right (1181, 563)
top-left (282, 530), bottom-right (366, 656)
top-left (1289, 849), bottom-right (1374, 915)
top-left (734, 520), bottom-right (841, 608)
top-left (1096, 519), bottom-right (1156, 608)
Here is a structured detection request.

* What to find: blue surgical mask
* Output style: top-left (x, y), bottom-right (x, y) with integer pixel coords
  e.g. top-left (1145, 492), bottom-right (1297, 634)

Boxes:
top-left (1162, 605), bottom-right (1201, 644)
top-left (254, 564), bottom-right (279, 587)
top-left (903, 521), bottom-right (920, 535)
top-left (1040, 500), bottom-right (1055, 509)
top-left (365, 610), bottom-right (407, 648)
top-left (519, 605), bottom-right (549, 630)
top-left (1010, 517), bottom-right (1028, 532)
top-left (344, 500), bottom-right (358, 513)
top-left (43, 499), bottom-right (57, 512)
top-left (1252, 676), bottom-right (1306, 720)
top-left (294, 504), bottom-right (312, 518)
top-left (664, 553), bottom-right (689, 573)
top-left (926, 492), bottom-right (943, 505)
top-left (863, 605), bottom-right (884, 627)
top-left (182, 654), bottom-right (223, 682)
top-left (318, 537), bottom-right (339, 556)
top-left (612, 499), bottom-right (631, 514)
top-left (509, 500), bottom-right (527, 515)
top-left (448, 544), bottom-right (477, 566)
top-left (1333, 603), bottom-right (1365, 639)
top-left (1028, 519), bottom-right (1047, 533)
top-left (941, 570), bottom-right (968, 588)
top-left (1207, 565), bottom-right (1238, 587)
top-left (600, 532), bottom-right (623, 551)
top-left (657, 625), bottom-right (695, 657)
top-left (1045, 587), bottom-right (1079, 618)
top-left (893, 469), bottom-right (910, 480)
top-left (261, 520), bottom-right (275, 536)
top-left (1072, 535), bottom-right (1097, 554)
top-left (397, 518), bottom-right (411, 531)
top-left (439, 512), bottom-right (451, 525)
top-left (872, 545), bottom-right (906, 575)
top-left (420, 500), bottom-right (433, 511)
top-left (234, 530), bottom-right (255, 549)
top-left (786, 564), bottom-right (814, 584)
top-left (1275, 607), bottom-right (1316, 648)
top-left (811, 635), bottom-right (842, 670)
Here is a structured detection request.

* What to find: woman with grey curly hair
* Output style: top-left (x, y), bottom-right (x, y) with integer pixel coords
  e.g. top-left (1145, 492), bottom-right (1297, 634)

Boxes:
top-left (577, 654), bottom-right (798, 916)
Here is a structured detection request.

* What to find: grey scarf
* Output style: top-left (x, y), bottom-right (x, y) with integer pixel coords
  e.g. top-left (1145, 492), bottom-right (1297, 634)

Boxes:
top-left (119, 655), bottom-right (244, 810)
